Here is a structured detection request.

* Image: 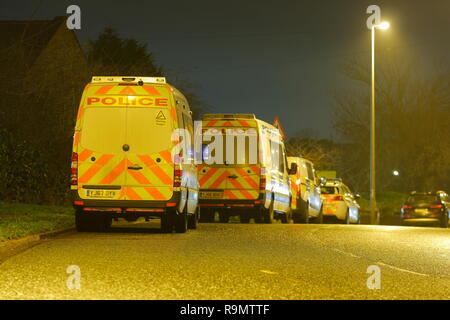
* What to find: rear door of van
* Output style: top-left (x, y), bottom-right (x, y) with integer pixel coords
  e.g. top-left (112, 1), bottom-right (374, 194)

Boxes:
top-left (199, 120), bottom-right (260, 201)
top-left (77, 84), bottom-right (175, 202)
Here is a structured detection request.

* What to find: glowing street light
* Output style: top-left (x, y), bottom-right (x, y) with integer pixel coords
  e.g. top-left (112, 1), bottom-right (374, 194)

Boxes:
top-left (392, 170), bottom-right (400, 176)
top-left (369, 20), bottom-right (390, 225)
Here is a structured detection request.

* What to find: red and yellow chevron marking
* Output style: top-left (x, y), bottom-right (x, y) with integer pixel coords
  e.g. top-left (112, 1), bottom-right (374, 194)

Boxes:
top-left (199, 166), bottom-right (260, 200)
top-left (89, 85), bottom-right (163, 97)
top-left (134, 154), bottom-right (173, 186)
top-left (123, 186), bottom-right (173, 201)
top-left (202, 120), bottom-right (257, 128)
top-left (224, 189), bottom-right (259, 200)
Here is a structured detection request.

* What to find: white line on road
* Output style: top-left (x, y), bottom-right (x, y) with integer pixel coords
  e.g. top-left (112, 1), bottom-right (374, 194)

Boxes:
top-left (376, 262), bottom-right (429, 277)
top-left (332, 248), bottom-right (361, 259)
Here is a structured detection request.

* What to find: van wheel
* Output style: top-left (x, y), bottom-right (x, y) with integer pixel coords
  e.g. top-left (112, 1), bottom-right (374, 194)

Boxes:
top-left (281, 212), bottom-right (290, 224)
top-left (440, 212), bottom-right (449, 228)
top-left (343, 209), bottom-right (350, 225)
top-left (75, 210), bottom-right (91, 232)
top-left (188, 207), bottom-right (199, 229)
top-left (99, 216), bottom-right (112, 232)
top-left (76, 210), bottom-right (105, 232)
top-left (174, 212), bottom-right (188, 233)
top-left (292, 210), bottom-right (301, 224)
top-left (161, 213), bottom-right (174, 233)
top-left (263, 201), bottom-right (275, 224)
top-left (301, 203), bottom-right (310, 224)
top-left (315, 206), bottom-right (324, 224)
top-left (254, 209), bottom-right (264, 223)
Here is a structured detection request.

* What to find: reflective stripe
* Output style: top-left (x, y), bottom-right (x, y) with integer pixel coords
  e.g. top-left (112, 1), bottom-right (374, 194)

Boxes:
top-left (99, 159), bottom-right (126, 185)
top-left (79, 154), bottom-right (114, 184)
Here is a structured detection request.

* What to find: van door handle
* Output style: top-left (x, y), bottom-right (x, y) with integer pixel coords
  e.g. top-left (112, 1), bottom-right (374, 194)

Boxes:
top-left (228, 175), bottom-right (238, 179)
top-left (128, 165), bottom-right (143, 171)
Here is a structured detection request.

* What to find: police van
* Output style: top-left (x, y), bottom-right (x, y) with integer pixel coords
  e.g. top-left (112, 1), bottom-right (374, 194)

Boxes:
top-left (71, 76), bottom-right (199, 233)
top-left (197, 114), bottom-right (295, 223)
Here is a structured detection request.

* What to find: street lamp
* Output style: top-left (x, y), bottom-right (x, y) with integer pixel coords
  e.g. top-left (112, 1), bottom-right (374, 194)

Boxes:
top-left (392, 170), bottom-right (400, 176)
top-left (370, 21), bottom-right (390, 225)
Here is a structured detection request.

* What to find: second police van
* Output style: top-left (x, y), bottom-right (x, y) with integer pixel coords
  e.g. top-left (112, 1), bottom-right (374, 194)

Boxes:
top-left (71, 76), bottom-right (199, 233)
top-left (197, 114), bottom-right (296, 223)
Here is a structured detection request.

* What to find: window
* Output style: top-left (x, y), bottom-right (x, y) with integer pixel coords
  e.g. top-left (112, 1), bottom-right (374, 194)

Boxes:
top-left (306, 162), bottom-right (314, 180)
top-left (321, 186), bottom-right (337, 194)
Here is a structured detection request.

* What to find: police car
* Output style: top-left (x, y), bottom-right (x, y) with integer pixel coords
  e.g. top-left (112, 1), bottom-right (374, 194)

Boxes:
top-left (320, 179), bottom-right (360, 224)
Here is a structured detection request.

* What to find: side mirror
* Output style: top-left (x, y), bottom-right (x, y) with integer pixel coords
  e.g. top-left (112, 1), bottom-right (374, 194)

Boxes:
top-left (288, 163), bottom-right (298, 175)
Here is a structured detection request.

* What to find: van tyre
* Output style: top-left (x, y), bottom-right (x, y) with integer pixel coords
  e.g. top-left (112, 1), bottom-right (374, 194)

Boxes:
top-left (263, 201), bottom-right (275, 224)
top-left (300, 202), bottom-right (310, 224)
top-left (175, 212), bottom-right (188, 233)
top-left (161, 213), bottom-right (174, 233)
top-left (440, 212), bottom-right (449, 228)
top-left (76, 211), bottom-right (109, 232)
top-left (75, 210), bottom-right (91, 232)
top-left (315, 206), bottom-right (323, 224)
top-left (343, 209), bottom-right (350, 225)
top-left (188, 207), bottom-right (199, 230)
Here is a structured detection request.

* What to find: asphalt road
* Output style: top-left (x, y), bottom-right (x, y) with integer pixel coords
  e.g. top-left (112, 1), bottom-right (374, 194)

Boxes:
top-left (0, 219), bottom-right (449, 300)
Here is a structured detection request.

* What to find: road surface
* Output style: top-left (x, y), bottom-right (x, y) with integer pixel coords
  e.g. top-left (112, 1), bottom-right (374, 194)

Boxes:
top-left (0, 220), bottom-right (448, 299)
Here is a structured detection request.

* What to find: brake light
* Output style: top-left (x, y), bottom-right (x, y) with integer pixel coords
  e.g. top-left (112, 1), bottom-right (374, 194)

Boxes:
top-left (174, 169), bottom-right (182, 187)
top-left (71, 152), bottom-right (78, 186)
top-left (402, 205), bottom-right (412, 209)
top-left (260, 168), bottom-right (266, 191)
top-left (430, 204), bottom-right (443, 209)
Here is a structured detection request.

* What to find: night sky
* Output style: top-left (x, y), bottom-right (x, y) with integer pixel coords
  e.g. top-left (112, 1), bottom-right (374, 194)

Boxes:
top-left (1, 0), bottom-right (448, 138)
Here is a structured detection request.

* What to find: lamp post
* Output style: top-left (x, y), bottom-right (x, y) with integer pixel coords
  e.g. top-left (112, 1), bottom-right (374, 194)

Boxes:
top-left (370, 21), bottom-right (390, 225)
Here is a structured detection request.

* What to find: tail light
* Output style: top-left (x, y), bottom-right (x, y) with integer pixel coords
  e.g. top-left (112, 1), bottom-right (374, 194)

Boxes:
top-left (174, 169), bottom-right (182, 187)
top-left (260, 168), bottom-right (266, 190)
top-left (430, 204), bottom-right (443, 209)
top-left (402, 205), bottom-right (412, 209)
top-left (296, 179), bottom-right (301, 196)
top-left (71, 152), bottom-right (78, 186)
top-left (331, 195), bottom-right (344, 201)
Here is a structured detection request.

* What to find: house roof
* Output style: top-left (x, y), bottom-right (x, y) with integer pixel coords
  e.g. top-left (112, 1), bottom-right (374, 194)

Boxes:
top-left (0, 16), bottom-right (66, 66)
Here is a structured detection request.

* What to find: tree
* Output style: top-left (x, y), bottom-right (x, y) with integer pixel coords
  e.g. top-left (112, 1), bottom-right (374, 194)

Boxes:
top-left (333, 54), bottom-right (450, 193)
top-left (285, 136), bottom-right (339, 172)
top-left (88, 28), bottom-right (208, 119)
top-left (87, 28), bottom-right (162, 76)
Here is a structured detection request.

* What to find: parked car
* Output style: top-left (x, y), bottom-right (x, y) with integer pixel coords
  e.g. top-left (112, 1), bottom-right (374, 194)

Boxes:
top-left (320, 179), bottom-right (360, 224)
top-left (401, 191), bottom-right (449, 228)
top-left (287, 157), bottom-right (323, 223)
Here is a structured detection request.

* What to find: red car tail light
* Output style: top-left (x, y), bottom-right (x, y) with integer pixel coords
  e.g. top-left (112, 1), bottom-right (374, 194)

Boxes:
top-left (71, 152), bottom-right (78, 186)
top-left (174, 169), bottom-right (182, 187)
top-left (430, 204), bottom-right (443, 209)
top-left (331, 195), bottom-right (344, 201)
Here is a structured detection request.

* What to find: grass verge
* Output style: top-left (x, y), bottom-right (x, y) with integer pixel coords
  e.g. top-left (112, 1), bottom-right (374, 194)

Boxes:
top-left (0, 202), bottom-right (74, 242)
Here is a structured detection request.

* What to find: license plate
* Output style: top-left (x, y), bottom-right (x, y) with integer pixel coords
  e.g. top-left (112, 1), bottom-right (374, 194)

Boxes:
top-left (415, 208), bottom-right (428, 214)
top-left (200, 191), bottom-right (223, 199)
top-left (86, 190), bottom-right (116, 199)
